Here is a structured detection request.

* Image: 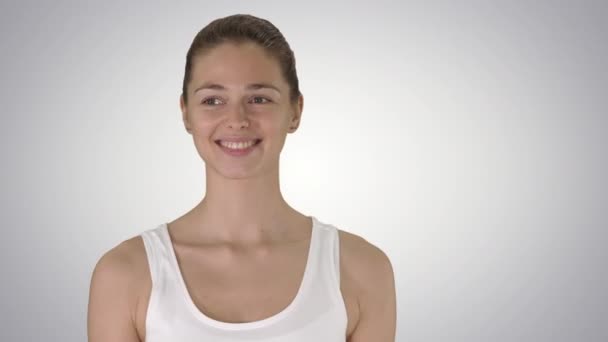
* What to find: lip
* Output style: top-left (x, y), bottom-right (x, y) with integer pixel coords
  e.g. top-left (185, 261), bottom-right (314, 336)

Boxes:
top-left (215, 139), bottom-right (261, 157)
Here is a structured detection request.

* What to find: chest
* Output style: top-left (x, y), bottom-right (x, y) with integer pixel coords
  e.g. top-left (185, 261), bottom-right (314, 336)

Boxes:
top-left (135, 234), bottom-right (360, 340)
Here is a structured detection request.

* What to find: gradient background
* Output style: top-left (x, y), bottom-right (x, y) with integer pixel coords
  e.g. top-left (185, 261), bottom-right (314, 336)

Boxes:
top-left (1, 1), bottom-right (607, 341)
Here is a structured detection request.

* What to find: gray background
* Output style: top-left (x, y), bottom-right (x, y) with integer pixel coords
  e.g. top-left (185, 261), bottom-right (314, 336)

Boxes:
top-left (1, 0), bottom-right (607, 341)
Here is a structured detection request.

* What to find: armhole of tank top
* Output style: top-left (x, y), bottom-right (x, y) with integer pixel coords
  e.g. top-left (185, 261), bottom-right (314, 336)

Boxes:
top-left (330, 226), bottom-right (345, 303)
top-left (330, 226), bottom-right (349, 336)
top-left (140, 231), bottom-right (159, 332)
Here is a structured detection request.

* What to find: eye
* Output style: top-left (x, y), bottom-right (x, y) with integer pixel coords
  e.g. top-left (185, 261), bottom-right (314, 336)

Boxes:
top-left (250, 96), bottom-right (271, 104)
top-left (201, 97), bottom-right (223, 106)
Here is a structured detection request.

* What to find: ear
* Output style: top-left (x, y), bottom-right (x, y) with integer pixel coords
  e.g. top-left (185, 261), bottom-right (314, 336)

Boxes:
top-left (180, 94), bottom-right (192, 134)
top-left (288, 94), bottom-right (304, 133)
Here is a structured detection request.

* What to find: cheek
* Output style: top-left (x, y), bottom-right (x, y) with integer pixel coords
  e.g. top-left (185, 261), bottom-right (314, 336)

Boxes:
top-left (188, 113), bottom-right (217, 132)
top-left (261, 120), bottom-right (290, 150)
top-left (260, 111), bottom-right (290, 128)
top-left (194, 120), bottom-right (215, 131)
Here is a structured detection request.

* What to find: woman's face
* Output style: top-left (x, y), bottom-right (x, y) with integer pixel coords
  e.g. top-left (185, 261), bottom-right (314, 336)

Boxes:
top-left (180, 41), bottom-right (303, 180)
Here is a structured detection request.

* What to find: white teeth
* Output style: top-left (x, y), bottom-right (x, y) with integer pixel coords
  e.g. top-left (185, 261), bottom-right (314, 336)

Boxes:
top-left (219, 140), bottom-right (256, 150)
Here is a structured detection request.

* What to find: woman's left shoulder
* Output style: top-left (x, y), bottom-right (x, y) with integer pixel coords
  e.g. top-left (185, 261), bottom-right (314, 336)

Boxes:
top-left (336, 227), bottom-right (397, 340)
top-left (337, 228), bottom-right (393, 274)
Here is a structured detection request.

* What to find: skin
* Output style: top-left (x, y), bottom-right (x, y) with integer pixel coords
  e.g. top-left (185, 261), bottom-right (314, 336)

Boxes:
top-left (179, 41), bottom-right (305, 243)
top-left (87, 41), bottom-right (396, 341)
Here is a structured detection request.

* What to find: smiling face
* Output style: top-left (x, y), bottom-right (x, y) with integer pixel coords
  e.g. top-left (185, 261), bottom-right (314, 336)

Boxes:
top-left (180, 41), bottom-right (303, 179)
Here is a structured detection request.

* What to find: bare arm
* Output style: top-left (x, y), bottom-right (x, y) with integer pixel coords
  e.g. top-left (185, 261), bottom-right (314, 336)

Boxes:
top-left (348, 245), bottom-right (397, 342)
top-left (87, 245), bottom-right (141, 342)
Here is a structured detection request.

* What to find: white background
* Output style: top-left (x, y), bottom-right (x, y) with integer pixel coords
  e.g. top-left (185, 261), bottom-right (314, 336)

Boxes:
top-left (1, 1), bottom-right (607, 341)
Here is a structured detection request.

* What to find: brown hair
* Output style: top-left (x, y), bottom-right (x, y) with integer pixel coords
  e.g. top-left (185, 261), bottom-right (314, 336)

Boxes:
top-left (181, 14), bottom-right (301, 105)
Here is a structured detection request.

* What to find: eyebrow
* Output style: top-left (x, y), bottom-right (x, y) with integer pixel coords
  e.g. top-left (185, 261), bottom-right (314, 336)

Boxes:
top-left (193, 82), bottom-right (282, 94)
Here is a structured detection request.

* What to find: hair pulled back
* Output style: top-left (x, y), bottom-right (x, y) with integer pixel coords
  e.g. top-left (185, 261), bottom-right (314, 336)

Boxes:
top-left (182, 14), bottom-right (301, 104)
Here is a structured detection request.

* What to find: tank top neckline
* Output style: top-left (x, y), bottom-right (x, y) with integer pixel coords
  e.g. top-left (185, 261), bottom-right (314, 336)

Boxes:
top-left (159, 215), bottom-right (320, 331)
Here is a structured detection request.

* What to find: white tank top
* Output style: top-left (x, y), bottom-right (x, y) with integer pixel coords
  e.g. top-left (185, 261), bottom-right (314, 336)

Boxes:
top-left (140, 215), bottom-right (348, 341)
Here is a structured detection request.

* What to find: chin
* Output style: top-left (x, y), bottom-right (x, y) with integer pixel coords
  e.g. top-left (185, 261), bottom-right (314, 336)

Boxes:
top-left (210, 165), bottom-right (263, 180)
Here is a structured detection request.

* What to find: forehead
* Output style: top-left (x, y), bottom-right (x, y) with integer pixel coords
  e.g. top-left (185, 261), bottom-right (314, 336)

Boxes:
top-left (190, 41), bottom-right (286, 89)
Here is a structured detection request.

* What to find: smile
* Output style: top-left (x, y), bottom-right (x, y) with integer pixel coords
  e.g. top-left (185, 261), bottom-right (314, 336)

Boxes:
top-left (215, 139), bottom-right (262, 156)
top-left (218, 139), bottom-right (260, 150)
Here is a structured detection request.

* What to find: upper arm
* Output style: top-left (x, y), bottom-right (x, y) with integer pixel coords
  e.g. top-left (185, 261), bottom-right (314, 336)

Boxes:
top-left (348, 243), bottom-right (397, 342)
top-left (87, 244), bottom-right (141, 342)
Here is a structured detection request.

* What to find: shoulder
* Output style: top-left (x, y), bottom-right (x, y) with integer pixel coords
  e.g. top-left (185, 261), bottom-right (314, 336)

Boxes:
top-left (88, 234), bottom-right (150, 319)
top-left (88, 234), bottom-right (150, 341)
top-left (91, 234), bottom-right (149, 288)
top-left (338, 229), bottom-right (394, 291)
top-left (336, 228), bottom-right (396, 341)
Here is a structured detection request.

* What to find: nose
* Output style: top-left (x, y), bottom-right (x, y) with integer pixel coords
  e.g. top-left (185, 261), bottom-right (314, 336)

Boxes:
top-left (226, 102), bottom-right (250, 129)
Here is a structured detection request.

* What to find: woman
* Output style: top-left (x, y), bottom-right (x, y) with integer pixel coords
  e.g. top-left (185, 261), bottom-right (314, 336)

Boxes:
top-left (88, 14), bottom-right (396, 341)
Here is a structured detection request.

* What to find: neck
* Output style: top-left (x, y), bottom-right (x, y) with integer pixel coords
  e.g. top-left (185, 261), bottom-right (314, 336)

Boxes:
top-left (183, 163), bottom-right (301, 244)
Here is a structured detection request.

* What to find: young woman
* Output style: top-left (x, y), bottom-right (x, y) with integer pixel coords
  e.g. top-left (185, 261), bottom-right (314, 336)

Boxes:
top-left (88, 14), bottom-right (396, 341)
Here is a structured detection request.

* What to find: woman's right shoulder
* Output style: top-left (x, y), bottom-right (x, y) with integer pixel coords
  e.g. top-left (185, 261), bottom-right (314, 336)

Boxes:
top-left (88, 234), bottom-right (151, 341)
top-left (92, 234), bottom-right (150, 287)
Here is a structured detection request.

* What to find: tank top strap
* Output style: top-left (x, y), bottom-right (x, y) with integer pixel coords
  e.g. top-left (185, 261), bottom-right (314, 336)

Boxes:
top-left (140, 224), bottom-right (180, 294)
top-left (141, 226), bottom-right (161, 284)
top-left (311, 218), bottom-right (345, 312)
